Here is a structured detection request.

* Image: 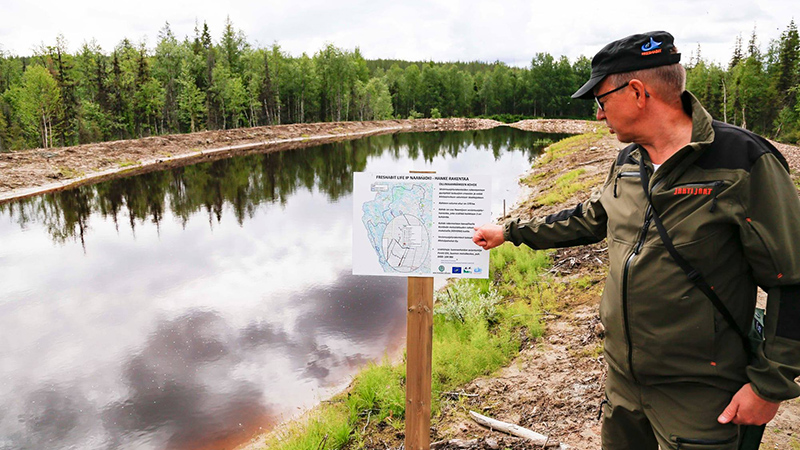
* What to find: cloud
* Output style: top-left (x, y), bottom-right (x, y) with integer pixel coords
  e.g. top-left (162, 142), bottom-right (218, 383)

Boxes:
top-left (101, 310), bottom-right (273, 449)
top-left (1, 262), bottom-right (407, 448)
top-left (2, 0), bottom-right (792, 66)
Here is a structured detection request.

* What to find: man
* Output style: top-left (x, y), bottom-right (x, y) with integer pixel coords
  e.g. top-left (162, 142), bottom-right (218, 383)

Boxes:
top-left (473, 31), bottom-right (800, 449)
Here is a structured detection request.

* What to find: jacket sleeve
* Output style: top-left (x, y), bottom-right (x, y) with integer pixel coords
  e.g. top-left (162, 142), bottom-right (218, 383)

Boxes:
top-left (738, 153), bottom-right (800, 401)
top-left (502, 163), bottom-right (611, 250)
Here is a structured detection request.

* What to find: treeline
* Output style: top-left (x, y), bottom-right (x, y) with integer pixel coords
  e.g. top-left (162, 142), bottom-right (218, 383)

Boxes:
top-left (2, 19), bottom-right (797, 153)
top-left (686, 21), bottom-right (800, 142)
top-left (0, 17), bottom-right (593, 151)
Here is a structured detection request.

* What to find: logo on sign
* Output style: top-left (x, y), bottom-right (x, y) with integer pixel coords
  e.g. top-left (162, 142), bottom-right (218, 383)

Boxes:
top-left (474, 267), bottom-right (483, 274)
top-left (452, 267), bottom-right (462, 274)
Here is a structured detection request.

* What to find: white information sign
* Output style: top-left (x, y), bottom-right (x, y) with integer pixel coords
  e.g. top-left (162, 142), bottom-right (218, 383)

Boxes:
top-left (353, 172), bottom-right (491, 278)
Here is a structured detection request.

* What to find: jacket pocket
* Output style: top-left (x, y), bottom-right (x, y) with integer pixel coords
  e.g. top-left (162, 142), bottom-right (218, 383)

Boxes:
top-left (613, 171), bottom-right (641, 197)
top-left (670, 434), bottom-right (738, 449)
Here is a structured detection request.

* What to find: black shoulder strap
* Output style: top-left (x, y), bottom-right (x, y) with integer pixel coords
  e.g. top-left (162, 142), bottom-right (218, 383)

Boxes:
top-left (638, 157), bottom-right (753, 361)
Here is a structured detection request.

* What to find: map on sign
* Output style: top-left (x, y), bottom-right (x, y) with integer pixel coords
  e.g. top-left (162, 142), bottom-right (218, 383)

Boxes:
top-left (353, 172), bottom-right (490, 278)
top-left (361, 182), bottom-right (433, 274)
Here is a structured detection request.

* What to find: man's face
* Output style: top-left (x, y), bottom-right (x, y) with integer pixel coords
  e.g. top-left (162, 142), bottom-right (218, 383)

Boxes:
top-left (593, 78), bottom-right (636, 142)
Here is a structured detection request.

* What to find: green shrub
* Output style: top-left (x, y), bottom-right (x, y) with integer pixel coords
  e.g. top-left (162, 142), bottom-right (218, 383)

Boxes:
top-left (435, 280), bottom-right (501, 323)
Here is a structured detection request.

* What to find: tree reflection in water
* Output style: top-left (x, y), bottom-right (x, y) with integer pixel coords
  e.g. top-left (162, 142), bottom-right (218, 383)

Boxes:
top-left (1, 128), bottom-right (564, 244)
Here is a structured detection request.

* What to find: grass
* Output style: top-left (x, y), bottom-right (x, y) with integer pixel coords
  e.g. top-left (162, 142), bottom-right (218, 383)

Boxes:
top-left (521, 170), bottom-right (547, 186)
top-left (56, 166), bottom-right (84, 179)
top-left (574, 274), bottom-right (597, 290)
top-left (266, 406), bottom-right (351, 450)
top-left (534, 128), bottom-right (608, 168)
top-left (520, 127), bottom-right (609, 208)
top-left (534, 168), bottom-right (603, 207)
top-left (262, 242), bottom-right (557, 450)
top-left (575, 342), bottom-right (604, 359)
top-left (117, 159), bottom-right (139, 168)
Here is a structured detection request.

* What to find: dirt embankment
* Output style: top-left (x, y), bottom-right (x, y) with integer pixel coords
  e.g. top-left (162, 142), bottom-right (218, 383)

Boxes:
top-left (0, 118), bottom-right (511, 203)
top-left (509, 119), bottom-right (599, 135)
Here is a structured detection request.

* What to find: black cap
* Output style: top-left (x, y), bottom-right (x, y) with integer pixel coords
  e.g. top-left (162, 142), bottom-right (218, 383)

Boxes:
top-left (572, 31), bottom-right (681, 99)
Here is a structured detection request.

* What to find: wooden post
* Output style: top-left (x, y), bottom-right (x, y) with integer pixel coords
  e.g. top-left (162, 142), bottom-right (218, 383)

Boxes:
top-left (406, 276), bottom-right (433, 450)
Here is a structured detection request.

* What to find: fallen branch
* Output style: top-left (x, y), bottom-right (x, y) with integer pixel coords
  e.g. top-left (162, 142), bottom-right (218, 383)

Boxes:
top-left (442, 391), bottom-right (479, 399)
top-left (469, 411), bottom-right (568, 449)
top-left (362, 409), bottom-right (372, 433)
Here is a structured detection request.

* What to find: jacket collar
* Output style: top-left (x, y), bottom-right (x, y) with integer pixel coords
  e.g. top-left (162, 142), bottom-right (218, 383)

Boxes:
top-left (685, 90), bottom-right (715, 150)
top-left (635, 90), bottom-right (714, 162)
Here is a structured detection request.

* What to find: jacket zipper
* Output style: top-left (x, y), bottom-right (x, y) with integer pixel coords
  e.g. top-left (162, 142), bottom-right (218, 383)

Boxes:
top-left (613, 171), bottom-right (640, 198)
top-left (622, 205), bottom-right (651, 382)
top-left (673, 435), bottom-right (738, 445)
top-left (621, 168), bottom-right (664, 382)
top-left (670, 180), bottom-right (725, 212)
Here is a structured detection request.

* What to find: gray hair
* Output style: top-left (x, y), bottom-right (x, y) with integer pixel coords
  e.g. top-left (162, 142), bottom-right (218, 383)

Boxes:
top-left (606, 47), bottom-right (685, 105)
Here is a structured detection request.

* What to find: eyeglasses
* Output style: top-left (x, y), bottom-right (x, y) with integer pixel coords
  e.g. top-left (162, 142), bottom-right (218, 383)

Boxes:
top-left (594, 81), bottom-right (630, 111)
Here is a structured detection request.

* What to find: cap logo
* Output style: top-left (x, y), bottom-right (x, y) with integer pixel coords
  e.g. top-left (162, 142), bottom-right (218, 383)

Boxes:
top-left (641, 37), bottom-right (663, 55)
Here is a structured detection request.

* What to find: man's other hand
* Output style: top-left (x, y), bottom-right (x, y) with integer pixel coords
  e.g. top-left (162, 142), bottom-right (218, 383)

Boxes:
top-left (473, 224), bottom-right (505, 250)
top-left (717, 383), bottom-right (780, 426)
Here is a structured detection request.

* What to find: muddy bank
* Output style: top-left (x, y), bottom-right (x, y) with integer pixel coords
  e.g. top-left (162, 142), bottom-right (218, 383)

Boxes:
top-left (0, 118), bottom-right (505, 203)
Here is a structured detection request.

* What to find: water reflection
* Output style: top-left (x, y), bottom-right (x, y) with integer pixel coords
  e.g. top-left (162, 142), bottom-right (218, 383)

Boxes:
top-left (0, 127), bottom-right (561, 449)
top-left (0, 129), bottom-right (559, 244)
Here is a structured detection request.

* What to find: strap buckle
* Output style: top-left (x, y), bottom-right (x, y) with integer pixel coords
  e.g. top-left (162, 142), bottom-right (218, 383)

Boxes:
top-left (687, 270), bottom-right (702, 283)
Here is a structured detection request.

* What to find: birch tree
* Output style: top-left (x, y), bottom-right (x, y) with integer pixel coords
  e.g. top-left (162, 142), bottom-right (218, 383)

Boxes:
top-left (11, 65), bottom-right (62, 148)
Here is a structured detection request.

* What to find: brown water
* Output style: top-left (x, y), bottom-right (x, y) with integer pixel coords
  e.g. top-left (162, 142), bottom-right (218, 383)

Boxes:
top-left (0, 129), bottom-right (562, 449)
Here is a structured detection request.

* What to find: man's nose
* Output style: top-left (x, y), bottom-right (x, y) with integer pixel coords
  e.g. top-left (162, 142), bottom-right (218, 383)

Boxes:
top-left (596, 107), bottom-right (605, 121)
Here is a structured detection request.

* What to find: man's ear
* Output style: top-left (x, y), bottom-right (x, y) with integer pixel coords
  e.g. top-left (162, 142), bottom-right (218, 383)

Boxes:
top-left (629, 79), bottom-right (649, 107)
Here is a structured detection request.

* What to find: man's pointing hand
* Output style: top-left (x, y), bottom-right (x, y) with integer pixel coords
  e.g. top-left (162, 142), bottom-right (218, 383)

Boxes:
top-left (473, 224), bottom-right (505, 250)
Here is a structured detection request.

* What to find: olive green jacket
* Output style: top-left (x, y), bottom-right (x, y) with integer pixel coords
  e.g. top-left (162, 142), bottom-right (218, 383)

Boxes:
top-left (504, 92), bottom-right (800, 401)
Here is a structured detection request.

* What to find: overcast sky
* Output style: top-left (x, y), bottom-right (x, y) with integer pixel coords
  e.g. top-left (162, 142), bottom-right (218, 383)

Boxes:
top-left (0, 0), bottom-right (796, 67)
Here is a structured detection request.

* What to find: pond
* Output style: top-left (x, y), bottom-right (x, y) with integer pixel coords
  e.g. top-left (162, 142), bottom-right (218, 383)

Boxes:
top-left (0, 128), bottom-right (565, 450)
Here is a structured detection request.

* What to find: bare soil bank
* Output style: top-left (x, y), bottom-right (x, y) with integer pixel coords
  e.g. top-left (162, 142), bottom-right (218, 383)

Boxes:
top-left (0, 118), bottom-right (596, 204)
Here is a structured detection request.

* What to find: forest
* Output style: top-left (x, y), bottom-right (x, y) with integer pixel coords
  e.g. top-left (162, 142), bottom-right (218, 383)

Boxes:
top-left (0, 18), bottom-right (798, 151)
